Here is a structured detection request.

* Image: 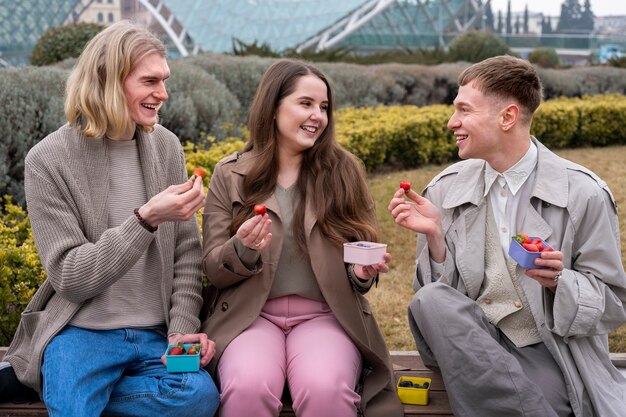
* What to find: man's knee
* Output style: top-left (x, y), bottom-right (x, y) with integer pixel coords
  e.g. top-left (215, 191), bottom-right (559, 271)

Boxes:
top-left (185, 370), bottom-right (220, 412)
top-left (408, 282), bottom-right (456, 318)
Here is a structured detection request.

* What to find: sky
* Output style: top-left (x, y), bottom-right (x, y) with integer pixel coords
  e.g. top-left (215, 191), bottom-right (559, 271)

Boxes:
top-left (489, 0), bottom-right (626, 17)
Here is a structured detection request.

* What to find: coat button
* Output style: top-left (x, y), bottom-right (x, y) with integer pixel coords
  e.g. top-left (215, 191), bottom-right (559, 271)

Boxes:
top-left (514, 301), bottom-right (522, 308)
top-left (483, 298), bottom-right (492, 305)
top-left (221, 302), bottom-right (229, 312)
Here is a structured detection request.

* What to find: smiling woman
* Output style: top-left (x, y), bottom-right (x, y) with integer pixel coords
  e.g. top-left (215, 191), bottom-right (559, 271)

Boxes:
top-left (199, 59), bottom-right (404, 417)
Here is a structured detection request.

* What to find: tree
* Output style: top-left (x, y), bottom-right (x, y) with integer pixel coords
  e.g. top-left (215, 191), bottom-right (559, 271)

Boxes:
top-left (505, 0), bottom-right (512, 34)
top-left (515, 15), bottom-right (521, 34)
top-left (580, 0), bottom-right (595, 31)
top-left (30, 23), bottom-right (106, 66)
top-left (546, 16), bottom-right (553, 34)
top-left (448, 31), bottom-right (514, 63)
top-left (485, 0), bottom-right (495, 32)
top-left (497, 10), bottom-right (503, 34)
top-left (523, 4), bottom-right (529, 33)
top-left (556, 0), bottom-right (592, 34)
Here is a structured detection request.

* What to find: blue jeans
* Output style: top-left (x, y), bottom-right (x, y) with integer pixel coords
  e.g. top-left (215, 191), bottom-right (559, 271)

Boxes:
top-left (42, 326), bottom-right (219, 417)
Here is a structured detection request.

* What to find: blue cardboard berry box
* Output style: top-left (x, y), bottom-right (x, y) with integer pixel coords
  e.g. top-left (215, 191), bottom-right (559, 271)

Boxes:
top-left (165, 344), bottom-right (200, 373)
top-left (508, 237), bottom-right (550, 269)
top-left (397, 376), bottom-right (431, 405)
top-left (343, 241), bottom-right (387, 265)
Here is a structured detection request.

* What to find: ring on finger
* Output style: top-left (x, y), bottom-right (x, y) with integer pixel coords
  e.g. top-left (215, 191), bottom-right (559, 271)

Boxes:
top-left (554, 271), bottom-right (562, 283)
top-left (254, 238), bottom-right (266, 247)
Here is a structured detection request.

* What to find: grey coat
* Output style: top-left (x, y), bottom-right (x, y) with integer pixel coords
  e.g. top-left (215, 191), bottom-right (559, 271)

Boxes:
top-left (414, 138), bottom-right (626, 417)
top-left (4, 124), bottom-right (204, 393)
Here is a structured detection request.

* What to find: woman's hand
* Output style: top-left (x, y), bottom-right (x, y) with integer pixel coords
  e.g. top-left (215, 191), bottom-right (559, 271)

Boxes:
top-left (354, 252), bottom-right (392, 280)
top-left (236, 212), bottom-right (273, 250)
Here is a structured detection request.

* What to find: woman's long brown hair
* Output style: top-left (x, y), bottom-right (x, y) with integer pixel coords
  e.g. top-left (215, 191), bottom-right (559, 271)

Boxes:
top-left (231, 59), bottom-right (379, 254)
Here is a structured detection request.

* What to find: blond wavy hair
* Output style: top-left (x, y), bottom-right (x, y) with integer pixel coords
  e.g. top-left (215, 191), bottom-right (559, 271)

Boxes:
top-left (65, 20), bottom-right (167, 139)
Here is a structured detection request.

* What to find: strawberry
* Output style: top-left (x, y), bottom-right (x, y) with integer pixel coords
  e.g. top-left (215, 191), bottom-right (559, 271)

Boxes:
top-left (531, 238), bottom-right (544, 251)
top-left (399, 181), bottom-right (411, 192)
top-left (187, 344), bottom-right (201, 355)
top-left (192, 167), bottom-right (207, 180)
top-left (253, 204), bottom-right (267, 215)
top-left (168, 343), bottom-right (185, 356)
top-left (542, 246), bottom-right (554, 252)
top-left (513, 233), bottom-right (531, 244)
top-left (522, 243), bottom-right (539, 252)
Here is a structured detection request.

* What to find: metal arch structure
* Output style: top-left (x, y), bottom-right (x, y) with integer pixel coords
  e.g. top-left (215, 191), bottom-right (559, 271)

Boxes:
top-left (135, 0), bottom-right (200, 57)
top-left (0, 0), bottom-right (95, 66)
top-left (295, 0), bottom-right (397, 53)
top-left (296, 0), bottom-right (486, 53)
top-left (157, 0), bottom-right (368, 54)
top-left (154, 0), bottom-right (486, 56)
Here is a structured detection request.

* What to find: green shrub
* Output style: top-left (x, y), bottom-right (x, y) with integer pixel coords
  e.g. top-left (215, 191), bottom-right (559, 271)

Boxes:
top-left (447, 31), bottom-right (514, 63)
top-left (538, 66), bottom-right (626, 99)
top-left (0, 67), bottom-right (68, 206)
top-left (529, 48), bottom-right (560, 69)
top-left (318, 62), bottom-right (383, 107)
top-left (161, 60), bottom-right (241, 143)
top-left (30, 23), bottom-right (106, 66)
top-left (531, 98), bottom-right (579, 148)
top-left (0, 196), bottom-right (46, 346)
top-left (184, 135), bottom-right (247, 182)
top-left (369, 63), bottom-right (464, 106)
top-left (577, 95), bottom-right (626, 146)
top-left (186, 53), bottom-right (273, 115)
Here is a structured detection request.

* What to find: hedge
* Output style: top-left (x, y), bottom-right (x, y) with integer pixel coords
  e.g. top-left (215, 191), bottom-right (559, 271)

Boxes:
top-left (2, 53), bottom-right (626, 205)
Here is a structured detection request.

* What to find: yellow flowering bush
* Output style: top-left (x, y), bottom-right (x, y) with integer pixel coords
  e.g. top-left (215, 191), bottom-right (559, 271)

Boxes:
top-left (184, 135), bottom-right (247, 185)
top-left (2, 94), bottom-right (626, 345)
top-left (0, 196), bottom-right (46, 345)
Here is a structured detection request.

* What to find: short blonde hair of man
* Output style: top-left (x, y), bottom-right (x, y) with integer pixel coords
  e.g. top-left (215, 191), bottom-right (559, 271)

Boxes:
top-left (65, 20), bottom-right (167, 139)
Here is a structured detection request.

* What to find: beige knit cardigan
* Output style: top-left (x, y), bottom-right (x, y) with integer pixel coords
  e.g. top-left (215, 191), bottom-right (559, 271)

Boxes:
top-left (4, 124), bottom-right (203, 393)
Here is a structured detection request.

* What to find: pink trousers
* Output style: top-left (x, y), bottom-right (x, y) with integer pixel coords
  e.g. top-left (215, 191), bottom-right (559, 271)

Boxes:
top-left (217, 295), bottom-right (362, 417)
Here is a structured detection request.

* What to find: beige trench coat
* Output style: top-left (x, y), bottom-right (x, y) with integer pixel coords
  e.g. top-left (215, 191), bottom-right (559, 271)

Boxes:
top-left (200, 152), bottom-right (403, 417)
top-left (414, 138), bottom-right (626, 417)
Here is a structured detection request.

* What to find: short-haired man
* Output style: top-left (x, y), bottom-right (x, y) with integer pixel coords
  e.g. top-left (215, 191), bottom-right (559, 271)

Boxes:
top-left (389, 55), bottom-right (626, 416)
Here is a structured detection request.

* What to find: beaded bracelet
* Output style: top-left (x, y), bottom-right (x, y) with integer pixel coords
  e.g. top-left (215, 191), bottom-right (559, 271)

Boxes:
top-left (134, 208), bottom-right (157, 233)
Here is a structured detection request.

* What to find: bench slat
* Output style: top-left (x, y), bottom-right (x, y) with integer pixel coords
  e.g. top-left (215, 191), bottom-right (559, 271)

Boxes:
top-left (2, 347), bottom-right (624, 417)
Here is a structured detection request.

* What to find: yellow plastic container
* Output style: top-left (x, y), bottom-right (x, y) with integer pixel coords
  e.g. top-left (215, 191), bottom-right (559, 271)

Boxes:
top-left (396, 376), bottom-right (431, 405)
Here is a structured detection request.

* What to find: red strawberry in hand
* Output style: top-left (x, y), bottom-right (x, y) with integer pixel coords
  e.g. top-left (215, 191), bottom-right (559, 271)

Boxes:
top-left (399, 181), bottom-right (411, 192)
top-left (168, 343), bottom-right (185, 355)
top-left (192, 167), bottom-right (207, 180)
top-left (253, 204), bottom-right (267, 215)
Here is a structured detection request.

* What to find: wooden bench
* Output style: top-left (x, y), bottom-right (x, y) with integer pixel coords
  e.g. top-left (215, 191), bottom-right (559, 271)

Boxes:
top-left (2, 347), bottom-right (625, 416)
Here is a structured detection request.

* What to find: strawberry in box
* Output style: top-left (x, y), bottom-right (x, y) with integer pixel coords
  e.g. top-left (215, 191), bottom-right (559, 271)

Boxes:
top-left (508, 233), bottom-right (554, 269)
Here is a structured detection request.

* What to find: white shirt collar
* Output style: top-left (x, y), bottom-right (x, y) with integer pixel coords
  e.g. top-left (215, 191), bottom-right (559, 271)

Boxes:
top-left (484, 140), bottom-right (538, 196)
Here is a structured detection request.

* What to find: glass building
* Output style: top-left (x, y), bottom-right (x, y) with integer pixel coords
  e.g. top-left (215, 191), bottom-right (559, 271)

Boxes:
top-left (0, 0), bottom-right (93, 66)
top-left (157, 0), bottom-right (483, 56)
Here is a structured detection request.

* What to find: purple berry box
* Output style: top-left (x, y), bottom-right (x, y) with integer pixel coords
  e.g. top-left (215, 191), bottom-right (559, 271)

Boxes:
top-left (508, 237), bottom-right (551, 269)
